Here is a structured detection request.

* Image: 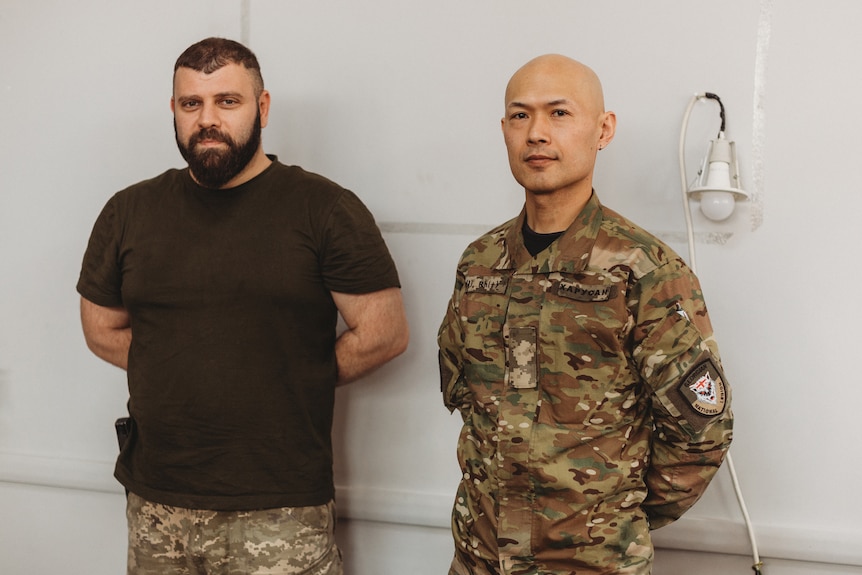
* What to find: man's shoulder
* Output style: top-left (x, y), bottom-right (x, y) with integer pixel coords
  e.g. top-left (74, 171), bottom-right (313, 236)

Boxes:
top-left (265, 161), bottom-right (347, 196)
top-left (457, 216), bottom-right (519, 268)
top-left (113, 167), bottom-right (187, 199)
top-left (598, 205), bottom-right (659, 244)
top-left (475, 217), bottom-right (517, 244)
top-left (594, 204), bottom-right (685, 279)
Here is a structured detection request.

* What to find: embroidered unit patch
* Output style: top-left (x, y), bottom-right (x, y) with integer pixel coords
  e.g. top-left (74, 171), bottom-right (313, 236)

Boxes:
top-left (679, 358), bottom-right (727, 418)
top-left (689, 372), bottom-right (719, 407)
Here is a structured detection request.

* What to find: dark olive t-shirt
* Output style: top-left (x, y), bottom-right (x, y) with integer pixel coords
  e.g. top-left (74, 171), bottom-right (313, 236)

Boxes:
top-left (77, 158), bottom-right (400, 510)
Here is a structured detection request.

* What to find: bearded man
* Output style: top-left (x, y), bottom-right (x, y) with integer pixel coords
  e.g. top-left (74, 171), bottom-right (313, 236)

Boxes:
top-left (77, 37), bottom-right (408, 575)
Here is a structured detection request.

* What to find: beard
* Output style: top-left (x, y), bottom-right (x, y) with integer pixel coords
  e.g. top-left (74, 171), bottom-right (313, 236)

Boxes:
top-left (175, 112), bottom-right (262, 189)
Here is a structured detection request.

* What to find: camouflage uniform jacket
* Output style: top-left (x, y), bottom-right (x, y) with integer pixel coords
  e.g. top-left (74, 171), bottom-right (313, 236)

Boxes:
top-left (438, 193), bottom-right (733, 575)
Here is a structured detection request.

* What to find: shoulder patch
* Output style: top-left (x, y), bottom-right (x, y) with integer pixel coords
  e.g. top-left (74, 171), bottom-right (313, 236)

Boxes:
top-left (672, 357), bottom-right (728, 432)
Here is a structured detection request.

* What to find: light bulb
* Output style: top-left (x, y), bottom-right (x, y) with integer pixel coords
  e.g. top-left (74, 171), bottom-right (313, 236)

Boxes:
top-left (699, 190), bottom-right (736, 221)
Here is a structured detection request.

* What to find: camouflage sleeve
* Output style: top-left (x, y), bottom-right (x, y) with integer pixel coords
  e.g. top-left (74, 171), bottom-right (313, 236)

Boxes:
top-left (630, 257), bottom-right (733, 529)
top-left (437, 264), bottom-right (470, 417)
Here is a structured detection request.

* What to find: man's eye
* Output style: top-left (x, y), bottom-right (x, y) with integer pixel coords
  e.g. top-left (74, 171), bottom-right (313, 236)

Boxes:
top-left (552, 109), bottom-right (568, 117)
top-left (511, 112), bottom-right (528, 120)
top-left (181, 101), bottom-right (200, 109)
top-left (221, 99), bottom-right (239, 106)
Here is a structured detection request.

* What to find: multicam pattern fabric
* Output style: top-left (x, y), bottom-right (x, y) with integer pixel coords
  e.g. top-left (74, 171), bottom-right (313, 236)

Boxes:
top-left (438, 193), bottom-right (733, 575)
top-left (126, 493), bottom-right (342, 575)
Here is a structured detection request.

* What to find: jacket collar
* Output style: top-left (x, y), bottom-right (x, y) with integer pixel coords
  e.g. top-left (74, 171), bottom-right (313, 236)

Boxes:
top-left (499, 191), bottom-right (603, 274)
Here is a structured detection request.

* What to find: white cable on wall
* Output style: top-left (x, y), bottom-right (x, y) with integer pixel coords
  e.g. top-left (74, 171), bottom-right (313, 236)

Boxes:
top-left (678, 93), bottom-right (763, 575)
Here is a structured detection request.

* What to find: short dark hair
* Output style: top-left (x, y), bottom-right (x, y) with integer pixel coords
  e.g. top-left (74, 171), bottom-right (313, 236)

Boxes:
top-left (174, 37), bottom-right (264, 97)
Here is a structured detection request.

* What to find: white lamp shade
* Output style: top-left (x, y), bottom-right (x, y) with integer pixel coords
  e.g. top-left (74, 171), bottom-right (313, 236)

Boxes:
top-left (688, 137), bottom-right (748, 221)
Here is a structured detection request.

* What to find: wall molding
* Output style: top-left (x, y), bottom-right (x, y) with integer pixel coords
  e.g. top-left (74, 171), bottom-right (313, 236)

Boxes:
top-left (377, 222), bottom-right (734, 246)
top-left (2, 451), bottom-right (859, 568)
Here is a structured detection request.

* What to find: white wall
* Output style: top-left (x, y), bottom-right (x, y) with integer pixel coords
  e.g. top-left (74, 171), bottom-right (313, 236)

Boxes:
top-left (2, 1), bottom-right (862, 574)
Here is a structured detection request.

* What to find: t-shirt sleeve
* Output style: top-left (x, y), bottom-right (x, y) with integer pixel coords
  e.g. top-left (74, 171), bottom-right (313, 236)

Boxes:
top-left (76, 194), bottom-right (125, 308)
top-left (319, 189), bottom-right (400, 294)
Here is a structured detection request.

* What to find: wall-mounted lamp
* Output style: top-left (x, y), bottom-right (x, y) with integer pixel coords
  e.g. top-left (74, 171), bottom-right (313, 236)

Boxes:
top-left (688, 134), bottom-right (748, 221)
top-left (676, 92), bottom-right (762, 575)
top-left (680, 93), bottom-right (748, 221)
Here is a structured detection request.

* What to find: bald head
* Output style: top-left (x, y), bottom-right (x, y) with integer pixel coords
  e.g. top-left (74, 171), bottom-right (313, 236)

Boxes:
top-left (505, 54), bottom-right (606, 116)
top-left (500, 54), bottom-right (616, 214)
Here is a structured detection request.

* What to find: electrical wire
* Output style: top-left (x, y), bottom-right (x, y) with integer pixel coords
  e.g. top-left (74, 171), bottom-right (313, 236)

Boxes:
top-left (703, 92), bottom-right (727, 135)
top-left (678, 93), bottom-right (763, 575)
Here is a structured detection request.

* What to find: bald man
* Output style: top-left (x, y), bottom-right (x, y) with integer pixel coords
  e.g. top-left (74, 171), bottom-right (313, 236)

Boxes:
top-left (438, 55), bottom-right (733, 574)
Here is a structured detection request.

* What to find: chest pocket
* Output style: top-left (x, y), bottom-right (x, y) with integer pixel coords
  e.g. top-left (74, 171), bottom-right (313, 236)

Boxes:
top-left (459, 272), bottom-right (511, 338)
top-left (458, 272), bottom-right (512, 411)
top-left (545, 271), bottom-right (631, 349)
top-left (538, 270), bottom-right (636, 428)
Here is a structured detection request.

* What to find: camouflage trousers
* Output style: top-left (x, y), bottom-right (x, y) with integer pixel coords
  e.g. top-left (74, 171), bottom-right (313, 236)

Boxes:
top-left (126, 492), bottom-right (343, 575)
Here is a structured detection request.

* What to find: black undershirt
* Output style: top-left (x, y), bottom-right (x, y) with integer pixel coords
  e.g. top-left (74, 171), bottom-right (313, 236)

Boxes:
top-left (523, 220), bottom-right (564, 257)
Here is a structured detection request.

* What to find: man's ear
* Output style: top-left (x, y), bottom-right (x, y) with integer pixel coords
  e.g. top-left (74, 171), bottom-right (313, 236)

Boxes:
top-left (598, 111), bottom-right (616, 149)
top-left (259, 90), bottom-right (271, 129)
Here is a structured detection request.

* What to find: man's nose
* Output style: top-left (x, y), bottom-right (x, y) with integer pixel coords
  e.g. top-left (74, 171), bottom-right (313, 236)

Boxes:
top-left (197, 103), bottom-right (220, 128)
top-left (527, 116), bottom-right (550, 144)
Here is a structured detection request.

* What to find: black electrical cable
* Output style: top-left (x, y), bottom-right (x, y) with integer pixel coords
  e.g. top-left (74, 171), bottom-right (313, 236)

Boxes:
top-left (704, 92), bottom-right (726, 135)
